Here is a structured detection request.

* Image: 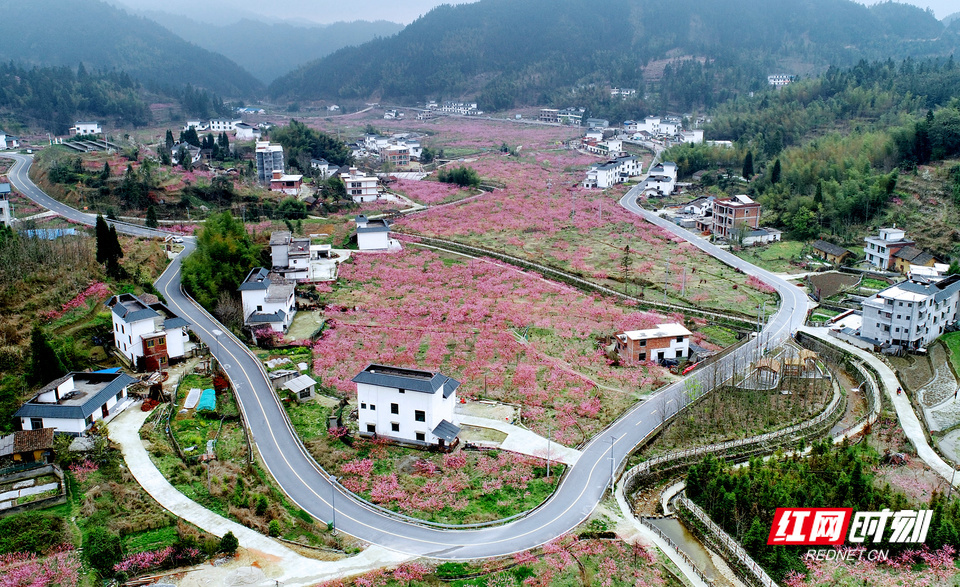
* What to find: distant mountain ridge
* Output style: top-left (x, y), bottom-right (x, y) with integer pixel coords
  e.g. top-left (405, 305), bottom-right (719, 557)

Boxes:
top-left (138, 11), bottom-right (404, 83)
top-left (0, 0), bottom-right (262, 97)
top-left (269, 0), bottom-right (960, 109)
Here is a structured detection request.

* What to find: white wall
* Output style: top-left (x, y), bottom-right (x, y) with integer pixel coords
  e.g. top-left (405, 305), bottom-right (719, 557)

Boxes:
top-left (356, 382), bottom-right (456, 444)
top-left (358, 231), bottom-right (390, 250)
top-left (112, 315), bottom-right (159, 363)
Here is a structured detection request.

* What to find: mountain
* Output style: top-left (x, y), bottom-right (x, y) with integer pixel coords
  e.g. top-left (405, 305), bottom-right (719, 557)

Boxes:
top-left (0, 0), bottom-right (262, 97)
top-left (945, 11), bottom-right (960, 26)
top-left (137, 12), bottom-right (404, 83)
top-left (268, 0), bottom-right (959, 110)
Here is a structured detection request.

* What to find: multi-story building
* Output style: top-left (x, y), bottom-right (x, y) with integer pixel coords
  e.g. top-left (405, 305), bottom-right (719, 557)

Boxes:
top-left (615, 323), bottom-right (692, 364)
top-left (238, 268), bottom-right (296, 333)
top-left (0, 182), bottom-right (12, 228)
top-left (352, 364), bottom-right (461, 449)
top-left (860, 275), bottom-right (960, 350)
top-left (383, 145), bottom-right (410, 168)
top-left (105, 293), bottom-right (191, 371)
top-left (270, 231), bottom-right (311, 281)
top-left (355, 215), bottom-right (391, 250)
top-left (582, 156), bottom-right (643, 188)
top-left (768, 75), bottom-right (794, 87)
top-left (269, 170), bottom-right (303, 196)
top-left (255, 141), bottom-right (285, 184)
top-left (709, 195), bottom-right (762, 240)
top-left (70, 121), bottom-right (102, 135)
top-left (863, 227), bottom-right (915, 271)
top-left (341, 167), bottom-right (380, 203)
top-left (539, 109), bottom-right (560, 123)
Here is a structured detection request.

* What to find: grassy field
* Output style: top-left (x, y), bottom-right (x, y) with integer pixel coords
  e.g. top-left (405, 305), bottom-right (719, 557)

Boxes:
top-left (941, 332), bottom-right (960, 375)
top-left (733, 240), bottom-right (807, 274)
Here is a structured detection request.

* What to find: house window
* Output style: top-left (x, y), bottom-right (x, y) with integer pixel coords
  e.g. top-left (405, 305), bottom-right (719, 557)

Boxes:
top-left (415, 410), bottom-right (425, 422)
top-left (391, 422), bottom-right (399, 432)
top-left (638, 353), bottom-right (646, 361)
top-left (361, 403), bottom-right (367, 409)
top-left (257, 305), bottom-right (263, 312)
top-left (366, 424), bottom-right (376, 433)
top-left (398, 388), bottom-right (405, 394)
top-left (30, 418), bottom-right (42, 430)
top-left (147, 340), bottom-right (154, 348)
top-left (391, 403), bottom-right (399, 414)
top-left (299, 390), bottom-right (311, 399)
top-left (369, 404), bottom-right (375, 411)
top-left (639, 340), bottom-right (646, 347)
top-left (116, 392), bottom-right (122, 401)
top-left (416, 432), bottom-right (425, 442)
top-left (85, 416), bottom-right (93, 426)
top-left (676, 336), bottom-right (684, 343)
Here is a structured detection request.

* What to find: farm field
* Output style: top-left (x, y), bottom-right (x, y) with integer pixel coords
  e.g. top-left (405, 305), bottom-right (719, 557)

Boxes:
top-left (309, 246), bottom-right (710, 447)
top-left (395, 153), bottom-right (777, 318)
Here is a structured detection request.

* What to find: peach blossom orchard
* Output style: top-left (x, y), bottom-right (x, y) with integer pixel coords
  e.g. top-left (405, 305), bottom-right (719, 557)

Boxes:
top-left (395, 153), bottom-right (776, 317)
top-left (310, 247), bottom-right (703, 446)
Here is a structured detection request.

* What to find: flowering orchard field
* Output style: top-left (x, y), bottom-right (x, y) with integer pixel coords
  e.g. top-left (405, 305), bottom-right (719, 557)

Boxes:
top-left (310, 247), bottom-right (694, 447)
top-left (316, 536), bottom-right (669, 587)
top-left (784, 545), bottom-right (958, 586)
top-left (396, 152), bottom-right (776, 317)
top-left (301, 430), bottom-right (562, 524)
top-left (389, 178), bottom-right (474, 205)
top-left (0, 547), bottom-right (81, 587)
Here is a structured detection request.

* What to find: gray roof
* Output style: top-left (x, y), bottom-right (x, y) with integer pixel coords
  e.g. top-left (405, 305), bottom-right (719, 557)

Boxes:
top-left (270, 231), bottom-right (291, 246)
top-left (14, 372), bottom-right (137, 421)
top-left (888, 274), bottom-right (960, 304)
top-left (0, 433), bottom-right (12, 457)
top-left (283, 375), bottom-right (317, 394)
top-left (238, 267), bottom-right (271, 291)
top-left (357, 219), bottom-right (390, 233)
top-left (163, 317), bottom-right (190, 330)
top-left (432, 420), bottom-right (461, 443)
top-left (0, 183), bottom-right (10, 194)
top-left (247, 310), bottom-right (287, 324)
top-left (352, 364), bottom-right (460, 398)
top-left (265, 283), bottom-right (295, 303)
top-left (107, 293), bottom-right (160, 323)
top-left (811, 240), bottom-right (850, 257)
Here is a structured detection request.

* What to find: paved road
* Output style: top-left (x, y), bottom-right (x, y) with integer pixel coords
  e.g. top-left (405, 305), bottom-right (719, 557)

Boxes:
top-left (2, 153), bottom-right (811, 559)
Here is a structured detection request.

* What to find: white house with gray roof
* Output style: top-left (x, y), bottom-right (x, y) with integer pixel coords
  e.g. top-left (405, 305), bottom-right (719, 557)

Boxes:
top-left (860, 274), bottom-right (960, 350)
top-left (352, 364), bottom-right (461, 449)
top-left (355, 215), bottom-right (390, 250)
top-left (15, 371), bottom-right (138, 435)
top-left (238, 268), bottom-right (296, 333)
top-left (105, 293), bottom-right (191, 371)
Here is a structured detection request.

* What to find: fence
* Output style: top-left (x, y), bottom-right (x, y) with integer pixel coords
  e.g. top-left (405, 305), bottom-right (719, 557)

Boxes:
top-left (622, 370), bottom-right (844, 496)
top-left (636, 516), bottom-right (711, 584)
top-left (677, 496), bottom-right (779, 587)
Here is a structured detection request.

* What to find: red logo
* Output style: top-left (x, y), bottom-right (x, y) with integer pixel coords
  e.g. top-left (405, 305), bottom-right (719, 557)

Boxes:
top-left (768, 508), bottom-right (852, 545)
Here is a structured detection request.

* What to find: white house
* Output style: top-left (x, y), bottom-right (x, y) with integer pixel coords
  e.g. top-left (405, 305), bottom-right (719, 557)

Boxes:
top-left (269, 170), bottom-right (303, 196)
top-left (582, 155), bottom-right (643, 189)
top-left (183, 120), bottom-right (209, 132)
top-left (864, 227), bottom-right (915, 271)
top-left (0, 183), bottom-right (12, 228)
top-left (234, 123), bottom-right (261, 141)
top-left (0, 130), bottom-right (19, 150)
top-left (270, 231), bottom-right (311, 281)
top-left (355, 215), bottom-right (390, 250)
top-left (352, 364), bottom-right (461, 449)
top-left (70, 121), bottom-right (101, 135)
top-left (238, 268), bottom-right (296, 333)
top-left (860, 275), bottom-right (960, 350)
top-left (680, 130), bottom-right (704, 144)
top-left (15, 371), bottom-right (138, 436)
top-left (310, 158), bottom-right (334, 178)
top-left (768, 75), bottom-right (794, 87)
top-left (209, 119), bottom-right (242, 132)
top-left (105, 293), bottom-right (191, 371)
top-left (342, 167), bottom-right (380, 203)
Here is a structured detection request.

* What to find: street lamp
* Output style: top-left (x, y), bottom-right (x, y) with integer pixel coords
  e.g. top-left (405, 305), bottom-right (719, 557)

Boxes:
top-left (330, 475), bottom-right (338, 533)
top-left (608, 435), bottom-right (618, 493)
top-left (211, 329), bottom-right (222, 369)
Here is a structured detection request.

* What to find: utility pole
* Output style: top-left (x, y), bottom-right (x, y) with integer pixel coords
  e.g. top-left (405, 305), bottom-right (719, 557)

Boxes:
top-left (608, 435), bottom-right (618, 493)
top-left (663, 262), bottom-right (669, 303)
top-left (546, 424), bottom-right (552, 479)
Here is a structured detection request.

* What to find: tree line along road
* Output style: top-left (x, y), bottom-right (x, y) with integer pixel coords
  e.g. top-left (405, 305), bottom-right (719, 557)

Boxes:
top-left (1, 153), bottom-right (811, 559)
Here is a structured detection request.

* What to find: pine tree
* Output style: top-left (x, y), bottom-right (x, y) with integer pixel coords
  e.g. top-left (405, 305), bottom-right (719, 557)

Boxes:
top-left (742, 150), bottom-right (754, 179)
top-left (99, 162), bottom-right (110, 184)
top-left (814, 180), bottom-right (823, 204)
top-left (771, 158), bottom-right (781, 184)
top-left (165, 129), bottom-right (175, 152)
top-left (145, 205), bottom-right (159, 228)
top-left (28, 325), bottom-right (67, 385)
top-left (95, 215), bottom-right (110, 264)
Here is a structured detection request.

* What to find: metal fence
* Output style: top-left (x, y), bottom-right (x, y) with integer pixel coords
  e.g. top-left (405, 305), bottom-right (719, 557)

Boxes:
top-left (677, 496), bottom-right (779, 587)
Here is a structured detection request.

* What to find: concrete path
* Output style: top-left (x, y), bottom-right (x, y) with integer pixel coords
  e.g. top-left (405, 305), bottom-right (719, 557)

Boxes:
top-left (800, 326), bottom-right (960, 487)
top-left (108, 405), bottom-right (411, 586)
top-left (457, 414), bottom-right (582, 465)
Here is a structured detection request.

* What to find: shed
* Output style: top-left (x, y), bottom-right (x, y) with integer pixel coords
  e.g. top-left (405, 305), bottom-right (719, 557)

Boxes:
top-left (283, 375), bottom-right (317, 402)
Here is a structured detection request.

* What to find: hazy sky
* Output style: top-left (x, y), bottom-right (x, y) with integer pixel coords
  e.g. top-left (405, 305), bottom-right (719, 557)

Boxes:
top-left (110, 0), bottom-right (956, 24)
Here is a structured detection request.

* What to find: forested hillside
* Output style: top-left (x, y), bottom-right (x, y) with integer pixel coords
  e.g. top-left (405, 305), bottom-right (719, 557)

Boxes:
top-left (268, 0), bottom-right (960, 112)
top-left (0, 0), bottom-right (262, 97)
top-left (140, 13), bottom-right (404, 83)
top-left (663, 57), bottom-right (960, 247)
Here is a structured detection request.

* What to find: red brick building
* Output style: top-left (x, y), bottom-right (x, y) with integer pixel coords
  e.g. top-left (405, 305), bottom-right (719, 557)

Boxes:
top-left (710, 195), bottom-right (761, 240)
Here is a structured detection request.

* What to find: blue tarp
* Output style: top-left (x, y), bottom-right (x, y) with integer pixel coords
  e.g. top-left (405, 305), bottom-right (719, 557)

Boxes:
top-left (93, 367), bottom-right (121, 374)
top-left (196, 388), bottom-right (216, 412)
top-left (22, 228), bottom-right (78, 240)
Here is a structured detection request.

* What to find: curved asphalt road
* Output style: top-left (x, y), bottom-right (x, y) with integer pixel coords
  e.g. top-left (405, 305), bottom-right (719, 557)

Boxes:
top-left (3, 153), bottom-right (809, 559)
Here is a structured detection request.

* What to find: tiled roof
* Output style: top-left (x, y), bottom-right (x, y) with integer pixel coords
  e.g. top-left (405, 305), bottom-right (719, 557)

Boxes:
top-left (14, 372), bottom-right (137, 420)
top-left (432, 420), bottom-right (461, 443)
top-left (811, 240), bottom-right (850, 257)
top-left (352, 364), bottom-right (460, 398)
top-left (14, 428), bottom-right (55, 453)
